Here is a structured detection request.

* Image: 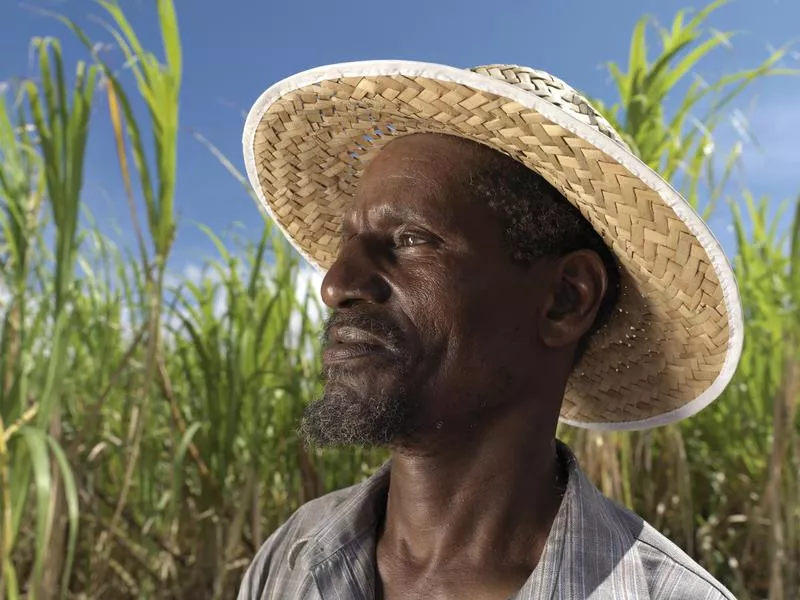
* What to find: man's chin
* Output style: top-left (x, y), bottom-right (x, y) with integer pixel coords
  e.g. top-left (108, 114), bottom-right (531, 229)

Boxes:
top-left (299, 385), bottom-right (408, 448)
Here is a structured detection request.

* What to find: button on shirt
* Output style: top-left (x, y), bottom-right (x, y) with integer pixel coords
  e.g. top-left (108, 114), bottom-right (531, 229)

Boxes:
top-left (237, 443), bottom-right (736, 599)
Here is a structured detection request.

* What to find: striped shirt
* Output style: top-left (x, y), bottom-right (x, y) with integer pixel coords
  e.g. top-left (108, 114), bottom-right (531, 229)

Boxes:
top-left (238, 443), bottom-right (736, 599)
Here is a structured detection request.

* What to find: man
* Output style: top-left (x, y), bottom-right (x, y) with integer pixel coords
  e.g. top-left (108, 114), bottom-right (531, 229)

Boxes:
top-left (238, 62), bottom-right (743, 599)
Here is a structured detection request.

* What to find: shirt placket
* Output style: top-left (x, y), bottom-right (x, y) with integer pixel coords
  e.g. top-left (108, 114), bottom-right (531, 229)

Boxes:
top-left (310, 546), bottom-right (375, 600)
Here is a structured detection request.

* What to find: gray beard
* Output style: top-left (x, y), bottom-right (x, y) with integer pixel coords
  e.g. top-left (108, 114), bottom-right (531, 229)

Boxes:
top-left (299, 381), bottom-right (409, 447)
top-left (303, 309), bottom-right (413, 448)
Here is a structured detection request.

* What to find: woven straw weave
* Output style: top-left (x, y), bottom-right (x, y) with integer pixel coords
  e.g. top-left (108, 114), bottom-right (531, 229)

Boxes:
top-left (246, 63), bottom-right (736, 429)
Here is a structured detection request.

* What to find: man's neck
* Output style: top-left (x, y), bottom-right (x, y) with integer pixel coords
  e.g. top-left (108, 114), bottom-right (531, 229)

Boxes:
top-left (378, 407), bottom-right (566, 572)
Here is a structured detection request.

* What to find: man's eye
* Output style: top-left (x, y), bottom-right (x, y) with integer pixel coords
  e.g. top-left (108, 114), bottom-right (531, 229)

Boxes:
top-left (395, 232), bottom-right (428, 247)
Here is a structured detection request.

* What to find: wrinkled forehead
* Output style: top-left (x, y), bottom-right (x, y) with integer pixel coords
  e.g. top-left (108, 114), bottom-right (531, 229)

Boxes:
top-left (355, 132), bottom-right (499, 198)
top-left (342, 134), bottom-right (499, 231)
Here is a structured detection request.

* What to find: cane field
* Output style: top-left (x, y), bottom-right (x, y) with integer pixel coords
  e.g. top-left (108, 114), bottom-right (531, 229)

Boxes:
top-left (0, 0), bottom-right (798, 598)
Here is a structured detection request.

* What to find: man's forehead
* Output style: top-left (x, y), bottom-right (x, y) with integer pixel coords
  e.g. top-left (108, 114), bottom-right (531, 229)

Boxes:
top-left (343, 172), bottom-right (450, 227)
top-left (341, 163), bottom-right (468, 230)
top-left (357, 161), bottom-right (447, 194)
top-left (338, 133), bottom-right (497, 227)
top-left (356, 135), bottom-right (479, 191)
top-left (365, 137), bottom-right (453, 173)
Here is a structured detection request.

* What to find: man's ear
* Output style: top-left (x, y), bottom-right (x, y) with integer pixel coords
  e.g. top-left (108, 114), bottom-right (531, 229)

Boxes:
top-left (538, 250), bottom-right (608, 349)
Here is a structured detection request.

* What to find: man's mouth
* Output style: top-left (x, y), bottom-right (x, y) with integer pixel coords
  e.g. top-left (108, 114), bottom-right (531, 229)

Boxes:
top-left (323, 325), bottom-right (394, 365)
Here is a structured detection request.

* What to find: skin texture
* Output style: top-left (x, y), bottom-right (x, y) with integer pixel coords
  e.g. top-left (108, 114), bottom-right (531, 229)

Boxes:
top-left (316, 133), bottom-right (609, 600)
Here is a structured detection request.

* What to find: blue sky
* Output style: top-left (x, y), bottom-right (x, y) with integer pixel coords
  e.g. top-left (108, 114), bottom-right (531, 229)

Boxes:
top-left (1, 0), bottom-right (799, 283)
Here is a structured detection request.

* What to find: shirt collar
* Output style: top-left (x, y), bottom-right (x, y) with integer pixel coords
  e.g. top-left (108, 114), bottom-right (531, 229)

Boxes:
top-left (288, 461), bottom-right (391, 570)
top-left (516, 443), bottom-right (651, 599)
top-left (290, 442), bottom-right (650, 599)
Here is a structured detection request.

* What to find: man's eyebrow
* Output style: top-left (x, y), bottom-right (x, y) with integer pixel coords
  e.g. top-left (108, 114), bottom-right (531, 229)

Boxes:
top-left (340, 202), bottom-right (437, 236)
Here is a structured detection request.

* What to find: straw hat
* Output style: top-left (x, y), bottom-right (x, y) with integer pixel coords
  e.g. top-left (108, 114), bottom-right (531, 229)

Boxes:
top-left (242, 60), bottom-right (743, 431)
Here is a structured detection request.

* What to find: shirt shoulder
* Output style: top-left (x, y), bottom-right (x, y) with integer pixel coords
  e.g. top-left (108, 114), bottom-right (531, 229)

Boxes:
top-left (236, 482), bottom-right (365, 600)
top-left (610, 502), bottom-right (737, 600)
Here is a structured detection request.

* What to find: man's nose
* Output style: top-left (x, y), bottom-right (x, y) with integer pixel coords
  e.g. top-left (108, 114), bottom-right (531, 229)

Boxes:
top-left (321, 236), bottom-right (391, 309)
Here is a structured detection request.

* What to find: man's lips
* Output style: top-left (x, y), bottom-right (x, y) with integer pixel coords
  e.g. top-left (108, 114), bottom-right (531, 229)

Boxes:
top-left (323, 325), bottom-right (393, 365)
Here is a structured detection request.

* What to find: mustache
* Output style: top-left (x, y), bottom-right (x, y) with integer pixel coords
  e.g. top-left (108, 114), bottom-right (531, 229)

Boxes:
top-left (322, 309), bottom-right (406, 354)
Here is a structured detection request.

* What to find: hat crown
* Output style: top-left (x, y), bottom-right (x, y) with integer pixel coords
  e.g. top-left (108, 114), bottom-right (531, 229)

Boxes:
top-left (470, 64), bottom-right (630, 150)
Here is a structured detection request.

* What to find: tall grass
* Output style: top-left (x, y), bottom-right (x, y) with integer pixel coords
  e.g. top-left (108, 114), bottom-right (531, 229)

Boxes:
top-left (0, 0), bottom-right (797, 598)
top-left (0, 36), bottom-right (96, 599)
top-left (67, 2), bottom-right (183, 589)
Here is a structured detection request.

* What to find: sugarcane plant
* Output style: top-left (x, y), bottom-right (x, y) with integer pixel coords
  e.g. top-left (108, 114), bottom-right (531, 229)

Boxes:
top-left (0, 37), bottom-right (96, 599)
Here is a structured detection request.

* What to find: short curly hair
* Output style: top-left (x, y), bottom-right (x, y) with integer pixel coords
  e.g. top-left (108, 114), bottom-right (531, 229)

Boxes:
top-left (467, 145), bottom-right (621, 365)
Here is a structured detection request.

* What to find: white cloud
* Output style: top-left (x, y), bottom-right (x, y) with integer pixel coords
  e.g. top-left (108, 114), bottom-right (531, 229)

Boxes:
top-left (293, 263), bottom-right (325, 321)
top-left (0, 279), bottom-right (9, 310)
top-left (182, 263), bottom-right (205, 286)
top-left (715, 95), bottom-right (800, 190)
top-left (288, 263), bottom-right (326, 351)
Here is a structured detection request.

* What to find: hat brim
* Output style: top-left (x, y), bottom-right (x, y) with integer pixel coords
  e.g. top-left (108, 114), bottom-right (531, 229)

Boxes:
top-left (242, 60), bottom-right (743, 431)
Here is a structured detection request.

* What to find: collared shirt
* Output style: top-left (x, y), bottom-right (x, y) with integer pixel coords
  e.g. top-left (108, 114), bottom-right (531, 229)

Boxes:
top-left (237, 443), bottom-right (736, 599)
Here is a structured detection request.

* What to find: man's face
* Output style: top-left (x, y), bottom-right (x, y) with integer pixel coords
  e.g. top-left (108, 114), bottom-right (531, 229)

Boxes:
top-left (300, 133), bottom-right (559, 448)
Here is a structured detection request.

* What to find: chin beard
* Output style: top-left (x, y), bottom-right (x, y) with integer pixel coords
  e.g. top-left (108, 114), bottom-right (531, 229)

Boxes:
top-left (301, 309), bottom-right (416, 447)
top-left (299, 380), bottom-right (409, 448)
